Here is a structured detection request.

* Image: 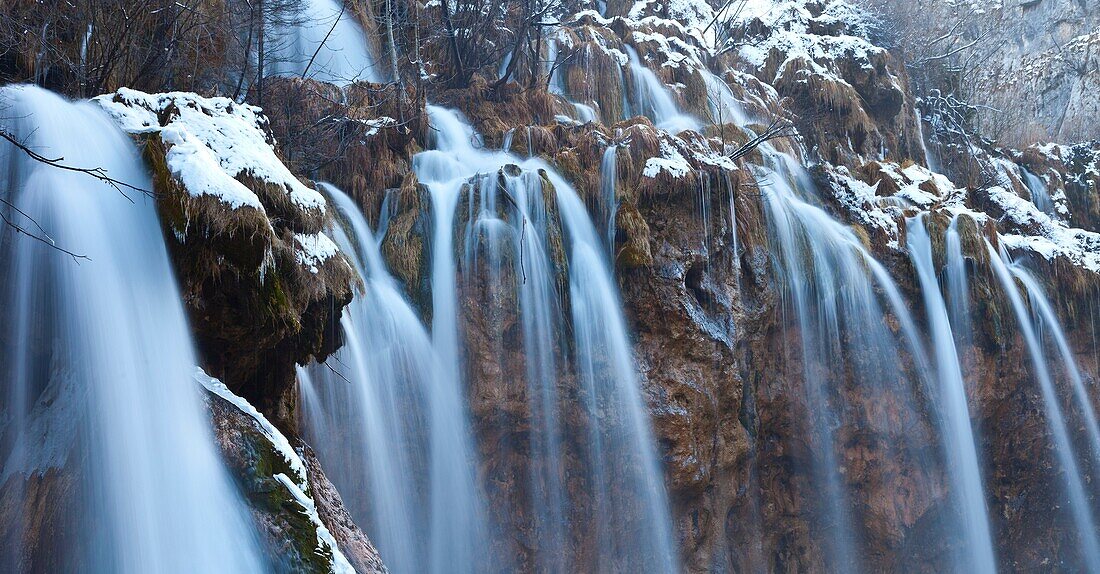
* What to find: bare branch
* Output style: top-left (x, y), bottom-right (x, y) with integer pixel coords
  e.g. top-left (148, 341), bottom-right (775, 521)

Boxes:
top-left (727, 119), bottom-right (798, 162)
top-left (0, 130), bottom-right (151, 201)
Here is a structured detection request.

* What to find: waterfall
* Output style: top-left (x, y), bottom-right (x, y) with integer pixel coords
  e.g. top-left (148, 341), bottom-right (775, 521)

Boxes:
top-left (601, 144), bottom-right (619, 258)
top-left (547, 37), bottom-right (600, 123)
top-left (907, 216), bottom-right (996, 574)
top-left (1020, 167), bottom-right (1056, 215)
top-left (987, 242), bottom-right (1100, 570)
top-left (754, 145), bottom-right (939, 570)
top-left (624, 46), bottom-right (700, 133)
top-left (269, 0), bottom-right (383, 84)
top-left (0, 85), bottom-right (264, 573)
top-left (298, 184), bottom-right (484, 574)
top-left (413, 105), bottom-right (677, 572)
top-left (945, 215), bottom-right (971, 342)
top-left (915, 107), bottom-right (940, 173)
top-left (724, 170), bottom-right (740, 282)
top-left (1010, 267), bottom-right (1100, 464)
top-left (701, 69), bottom-right (748, 126)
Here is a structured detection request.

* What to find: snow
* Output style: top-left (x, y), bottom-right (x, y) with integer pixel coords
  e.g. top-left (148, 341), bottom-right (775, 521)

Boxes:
top-left (159, 126), bottom-right (265, 210)
top-left (586, 28), bottom-right (629, 66)
top-left (726, 0), bottom-right (887, 90)
top-left (632, 29), bottom-right (706, 70)
top-left (571, 9), bottom-right (614, 27)
top-left (643, 139), bottom-right (692, 178)
top-left (274, 474), bottom-right (356, 574)
top-left (987, 184), bottom-right (1100, 272)
top-left (356, 116), bottom-right (398, 137)
top-left (194, 368), bottom-right (355, 574)
top-left (194, 368), bottom-right (307, 483)
top-left (295, 232), bottom-right (340, 273)
top-left (94, 88), bottom-right (327, 213)
top-left (828, 166), bottom-right (900, 246)
top-left (580, 0), bottom-right (1098, 279)
top-left (820, 148), bottom-right (1100, 272)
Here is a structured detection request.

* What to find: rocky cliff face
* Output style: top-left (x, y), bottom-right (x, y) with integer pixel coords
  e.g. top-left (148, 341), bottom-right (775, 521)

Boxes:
top-left (867, 0), bottom-right (1099, 146)
top-left (3, 0), bottom-right (1099, 572)
top-left (199, 369), bottom-right (387, 574)
top-left (94, 88), bottom-right (357, 431)
top-left (179, 0), bottom-right (1100, 569)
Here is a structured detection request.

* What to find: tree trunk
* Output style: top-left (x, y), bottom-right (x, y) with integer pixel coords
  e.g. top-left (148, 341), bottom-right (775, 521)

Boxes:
top-left (385, 0), bottom-right (401, 84)
top-left (256, 0), bottom-right (265, 105)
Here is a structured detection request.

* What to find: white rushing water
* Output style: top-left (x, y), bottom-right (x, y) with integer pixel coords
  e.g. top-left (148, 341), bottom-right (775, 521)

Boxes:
top-left (907, 216), bottom-right (996, 574)
top-left (0, 85), bottom-right (264, 573)
top-left (1020, 167), bottom-right (1056, 215)
top-left (914, 107), bottom-right (941, 174)
top-left (945, 215), bottom-right (971, 342)
top-left (624, 46), bottom-right (700, 134)
top-left (987, 241), bottom-right (1100, 570)
top-left (299, 184), bottom-right (485, 574)
top-left (269, 0), bottom-right (384, 84)
top-left (1010, 267), bottom-right (1100, 466)
top-left (413, 104), bottom-right (677, 572)
top-left (547, 38), bottom-right (601, 123)
top-left (753, 144), bottom-right (943, 571)
top-left (701, 69), bottom-right (748, 127)
top-left (754, 147), bottom-right (867, 571)
top-left (601, 144), bottom-right (619, 258)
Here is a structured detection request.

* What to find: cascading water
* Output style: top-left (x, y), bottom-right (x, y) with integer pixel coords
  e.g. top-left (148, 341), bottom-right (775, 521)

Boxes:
top-left (945, 215), bottom-right (971, 344)
top-left (1020, 167), bottom-right (1056, 215)
top-left (269, 0), bottom-right (384, 84)
top-left (624, 46), bottom-right (700, 133)
top-left (914, 107), bottom-right (940, 174)
top-left (413, 105), bottom-right (677, 572)
top-left (463, 165), bottom-right (572, 572)
top-left (701, 69), bottom-right (748, 126)
top-left (1010, 267), bottom-right (1100, 463)
top-left (298, 184), bottom-right (485, 574)
top-left (754, 144), bottom-right (940, 571)
top-left (0, 86), bottom-right (264, 573)
top-left (907, 215), bottom-right (996, 574)
top-left (547, 37), bottom-right (600, 123)
top-left (600, 144), bottom-right (619, 258)
top-left (987, 242), bottom-right (1100, 570)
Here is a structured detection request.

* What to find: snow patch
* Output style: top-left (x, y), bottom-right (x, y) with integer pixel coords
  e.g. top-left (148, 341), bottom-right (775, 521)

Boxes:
top-left (194, 368), bottom-right (355, 574)
top-left (274, 474), bottom-right (356, 574)
top-left (643, 140), bottom-right (692, 178)
top-left (295, 232), bottom-right (340, 273)
top-left (159, 126), bottom-right (265, 210)
top-left (94, 88), bottom-right (326, 213)
top-left (987, 184), bottom-right (1100, 272)
top-left (194, 368), bottom-right (307, 483)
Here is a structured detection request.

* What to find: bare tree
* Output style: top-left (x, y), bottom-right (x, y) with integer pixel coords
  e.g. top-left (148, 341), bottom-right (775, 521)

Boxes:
top-left (0, 0), bottom-right (240, 96)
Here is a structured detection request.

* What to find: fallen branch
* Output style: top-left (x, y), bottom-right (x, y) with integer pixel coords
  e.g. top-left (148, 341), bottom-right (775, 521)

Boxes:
top-left (727, 118), bottom-right (798, 162)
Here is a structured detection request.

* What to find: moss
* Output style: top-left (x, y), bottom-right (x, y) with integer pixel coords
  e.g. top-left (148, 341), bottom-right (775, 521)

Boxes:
top-left (239, 174), bottom-right (325, 235)
top-left (559, 27), bottom-right (628, 123)
top-left (218, 397), bottom-right (333, 573)
top-left (380, 187), bottom-right (427, 309)
top-left (255, 271), bottom-right (301, 335)
top-left (145, 133), bottom-right (275, 269)
top-left (615, 201), bottom-right (653, 268)
top-left (953, 213), bottom-right (990, 267)
top-left (923, 211), bottom-right (951, 269)
top-left (850, 223), bottom-right (873, 252)
top-left (681, 69), bottom-right (710, 120)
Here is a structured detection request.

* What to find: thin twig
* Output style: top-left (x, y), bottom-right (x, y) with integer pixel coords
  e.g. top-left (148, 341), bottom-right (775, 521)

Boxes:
top-left (0, 130), bottom-right (151, 201)
top-left (0, 196), bottom-right (89, 261)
